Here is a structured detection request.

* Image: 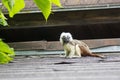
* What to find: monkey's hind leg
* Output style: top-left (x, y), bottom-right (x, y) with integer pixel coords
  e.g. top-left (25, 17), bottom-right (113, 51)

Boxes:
top-left (80, 46), bottom-right (105, 58)
top-left (75, 45), bottom-right (82, 57)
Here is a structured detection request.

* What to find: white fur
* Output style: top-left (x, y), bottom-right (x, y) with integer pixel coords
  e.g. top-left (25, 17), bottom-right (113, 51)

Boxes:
top-left (60, 32), bottom-right (73, 45)
top-left (60, 32), bottom-right (81, 58)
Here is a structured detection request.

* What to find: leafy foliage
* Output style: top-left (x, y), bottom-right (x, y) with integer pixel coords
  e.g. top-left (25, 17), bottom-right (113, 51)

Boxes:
top-left (34, 0), bottom-right (51, 21)
top-left (0, 0), bottom-right (61, 64)
top-left (2, 0), bottom-right (25, 17)
top-left (51, 0), bottom-right (62, 7)
top-left (0, 10), bottom-right (8, 26)
top-left (0, 0), bottom-right (62, 26)
top-left (34, 0), bottom-right (62, 20)
top-left (0, 39), bottom-right (15, 64)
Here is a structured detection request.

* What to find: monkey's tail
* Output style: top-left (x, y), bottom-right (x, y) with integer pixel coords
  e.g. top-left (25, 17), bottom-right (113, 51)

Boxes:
top-left (90, 53), bottom-right (105, 58)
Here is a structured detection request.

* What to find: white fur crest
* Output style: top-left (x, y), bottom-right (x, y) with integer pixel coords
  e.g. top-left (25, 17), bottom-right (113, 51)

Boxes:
top-left (59, 32), bottom-right (73, 45)
top-left (59, 32), bottom-right (82, 58)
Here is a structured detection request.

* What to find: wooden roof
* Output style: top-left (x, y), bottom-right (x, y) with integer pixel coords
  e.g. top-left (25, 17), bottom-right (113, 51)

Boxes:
top-left (24, 0), bottom-right (120, 10)
top-left (1, 0), bottom-right (120, 12)
top-left (0, 53), bottom-right (120, 80)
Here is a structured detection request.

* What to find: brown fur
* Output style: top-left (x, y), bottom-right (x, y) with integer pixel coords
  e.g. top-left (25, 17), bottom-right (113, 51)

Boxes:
top-left (71, 40), bottom-right (104, 58)
top-left (60, 32), bottom-right (104, 58)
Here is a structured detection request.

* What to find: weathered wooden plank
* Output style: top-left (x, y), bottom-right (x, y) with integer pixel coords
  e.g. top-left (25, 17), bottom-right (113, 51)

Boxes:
top-left (2, 0), bottom-right (120, 13)
top-left (8, 38), bottom-right (120, 50)
top-left (46, 41), bottom-right (62, 50)
top-left (9, 41), bottom-right (47, 50)
top-left (0, 53), bottom-right (120, 80)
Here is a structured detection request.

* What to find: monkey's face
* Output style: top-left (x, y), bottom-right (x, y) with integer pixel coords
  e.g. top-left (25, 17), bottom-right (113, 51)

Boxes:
top-left (60, 32), bottom-right (73, 44)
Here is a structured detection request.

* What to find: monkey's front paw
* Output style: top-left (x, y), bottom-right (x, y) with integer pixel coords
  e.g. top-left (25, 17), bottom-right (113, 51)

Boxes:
top-left (73, 55), bottom-right (82, 58)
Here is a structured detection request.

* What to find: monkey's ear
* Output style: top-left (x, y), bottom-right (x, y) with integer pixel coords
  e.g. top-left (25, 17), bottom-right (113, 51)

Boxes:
top-left (60, 32), bottom-right (66, 44)
top-left (67, 32), bottom-right (72, 37)
top-left (60, 32), bottom-right (66, 37)
top-left (67, 32), bottom-right (73, 41)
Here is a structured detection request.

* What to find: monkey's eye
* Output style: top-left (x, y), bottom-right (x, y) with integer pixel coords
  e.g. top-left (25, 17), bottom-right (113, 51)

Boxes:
top-left (62, 36), bottom-right (66, 39)
top-left (67, 36), bottom-right (70, 39)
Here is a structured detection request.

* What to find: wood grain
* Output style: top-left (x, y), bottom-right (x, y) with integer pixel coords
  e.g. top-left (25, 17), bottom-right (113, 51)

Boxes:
top-left (0, 53), bottom-right (120, 80)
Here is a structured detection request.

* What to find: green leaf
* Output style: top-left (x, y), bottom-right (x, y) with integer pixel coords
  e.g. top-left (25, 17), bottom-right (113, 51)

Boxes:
top-left (0, 52), bottom-right (13, 64)
top-left (34, 0), bottom-right (51, 21)
top-left (0, 39), bottom-right (15, 56)
top-left (2, 0), bottom-right (25, 17)
top-left (51, 0), bottom-right (62, 7)
top-left (0, 39), bottom-right (15, 64)
top-left (8, 0), bottom-right (15, 10)
top-left (0, 10), bottom-right (8, 26)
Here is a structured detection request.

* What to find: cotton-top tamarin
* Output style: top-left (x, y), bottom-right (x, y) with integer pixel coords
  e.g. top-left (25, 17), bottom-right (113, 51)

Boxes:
top-left (60, 32), bottom-right (104, 58)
